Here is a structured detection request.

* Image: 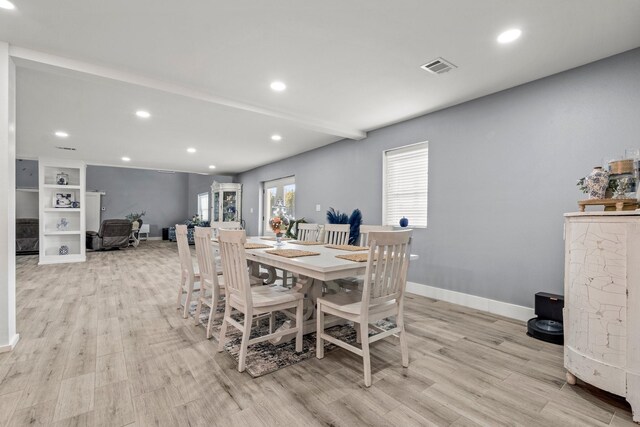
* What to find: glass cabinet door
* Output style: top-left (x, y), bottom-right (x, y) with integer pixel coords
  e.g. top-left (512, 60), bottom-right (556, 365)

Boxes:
top-left (213, 192), bottom-right (220, 221)
top-left (222, 191), bottom-right (237, 221)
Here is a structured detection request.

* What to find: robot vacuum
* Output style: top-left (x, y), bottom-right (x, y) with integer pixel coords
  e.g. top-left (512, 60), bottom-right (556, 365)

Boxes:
top-left (526, 292), bottom-right (564, 345)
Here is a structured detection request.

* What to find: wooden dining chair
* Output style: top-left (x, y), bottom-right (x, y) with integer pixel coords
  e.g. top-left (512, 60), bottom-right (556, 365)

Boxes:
top-left (358, 225), bottom-right (394, 246)
top-left (175, 224), bottom-right (200, 319)
top-left (322, 223), bottom-right (350, 245)
top-left (296, 223), bottom-right (320, 242)
top-left (193, 226), bottom-right (225, 339)
top-left (217, 229), bottom-right (304, 372)
top-left (316, 230), bottom-right (412, 387)
top-left (211, 221), bottom-right (242, 239)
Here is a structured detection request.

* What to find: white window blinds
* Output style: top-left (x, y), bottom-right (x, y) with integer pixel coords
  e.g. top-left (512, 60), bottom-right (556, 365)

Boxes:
top-left (383, 142), bottom-right (428, 227)
top-left (197, 192), bottom-right (209, 221)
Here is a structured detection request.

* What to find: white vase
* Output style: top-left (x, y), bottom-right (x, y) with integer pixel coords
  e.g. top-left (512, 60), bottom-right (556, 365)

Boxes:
top-left (585, 167), bottom-right (609, 199)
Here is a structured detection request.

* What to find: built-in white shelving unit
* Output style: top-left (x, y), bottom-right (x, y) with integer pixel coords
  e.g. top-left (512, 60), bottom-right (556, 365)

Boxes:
top-left (38, 158), bottom-right (86, 265)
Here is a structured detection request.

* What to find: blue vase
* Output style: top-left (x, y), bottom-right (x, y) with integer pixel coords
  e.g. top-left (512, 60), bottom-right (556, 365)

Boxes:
top-left (399, 217), bottom-right (409, 228)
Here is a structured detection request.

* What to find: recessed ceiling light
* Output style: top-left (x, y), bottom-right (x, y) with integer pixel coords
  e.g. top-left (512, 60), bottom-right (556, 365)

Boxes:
top-left (187, 148), bottom-right (196, 153)
top-left (270, 81), bottom-right (287, 92)
top-left (271, 134), bottom-right (282, 141)
top-left (135, 110), bottom-right (151, 118)
top-left (0, 0), bottom-right (16, 10)
top-left (122, 157), bottom-right (131, 162)
top-left (54, 131), bottom-right (69, 138)
top-left (497, 28), bottom-right (522, 44)
top-left (208, 165), bottom-right (216, 169)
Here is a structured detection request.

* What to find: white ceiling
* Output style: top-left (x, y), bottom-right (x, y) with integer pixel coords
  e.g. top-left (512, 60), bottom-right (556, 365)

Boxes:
top-left (2, 0), bottom-right (640, 174)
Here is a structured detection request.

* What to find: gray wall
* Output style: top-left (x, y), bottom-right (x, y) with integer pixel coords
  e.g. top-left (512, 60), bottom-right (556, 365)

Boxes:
top-left (238, 47), bottom-right (640, 308)
top-left (86, 166), bottom-right (189, 237)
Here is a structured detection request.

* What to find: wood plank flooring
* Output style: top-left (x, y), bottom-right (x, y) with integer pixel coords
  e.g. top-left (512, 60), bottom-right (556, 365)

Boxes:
top-left (2, 241), bottom-right (635, 426)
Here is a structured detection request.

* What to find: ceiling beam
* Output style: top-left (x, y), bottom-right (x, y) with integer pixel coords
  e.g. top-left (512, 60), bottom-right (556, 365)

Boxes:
top-left (9, 46), bottom-right (367, 141)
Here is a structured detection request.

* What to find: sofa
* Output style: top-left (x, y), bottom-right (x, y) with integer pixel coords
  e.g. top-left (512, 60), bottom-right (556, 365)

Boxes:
top-left (87, 219), bottom-right (132, 250)
top-left (16, 218), bottom-right (39, 254)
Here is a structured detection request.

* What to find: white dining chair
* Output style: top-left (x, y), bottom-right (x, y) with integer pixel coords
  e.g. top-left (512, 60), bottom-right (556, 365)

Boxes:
top-left (296, 223), bottom-right (320, 242)
top-left (175, 224), bottom-right (200, 319)
top-left (211, 221), bottom-right (242, 239)
top-left (316, 230), bottom-right (412, 387)
top-left (193, 226), bottom-right (225, 339)
top-left (358, 225), bottom-right (393, 246)
top-left (217, 229), bottom-right (304, 372)
top-left (323, 223), bottom-right (350, 245)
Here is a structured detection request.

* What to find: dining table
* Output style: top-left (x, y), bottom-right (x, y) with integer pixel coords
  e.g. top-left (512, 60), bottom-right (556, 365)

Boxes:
top-left (212, 235), bottom-right (418, 343)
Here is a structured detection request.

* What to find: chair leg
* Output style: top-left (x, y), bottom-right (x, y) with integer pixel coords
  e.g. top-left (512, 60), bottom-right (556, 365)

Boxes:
top-left (316, 302), bottom-right (324, 359)
top-left (183, 278), bottom-right (194, 319)
top-left (398, 314), bottom-right (409, 368)
top-left (295, 299), bottom-right (303, 353)
top-left (360, 321), bottom-right (372, 387)
top-left (193, 295), bottom-right (203, 327)
top-left (217, 302), bottom-right (231, 352)
top-left (355, 322), bottom-right (361, 344)
top-left (269, 312), bottom-right (275, 334)
top-left (206, 286), bottom-right (220, 340)
top-left (238, 311), bottom-right (252, 372)
top-left (176, 274), bottom-right (185, 309)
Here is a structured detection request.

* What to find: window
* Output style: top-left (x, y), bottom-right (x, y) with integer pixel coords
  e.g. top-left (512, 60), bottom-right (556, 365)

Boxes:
top-left (383, 142), bottom-right (428, 227)
top-left (262, 176), bottom-right (295, 234)
top-left (197, 192), bottom-right (209, 222)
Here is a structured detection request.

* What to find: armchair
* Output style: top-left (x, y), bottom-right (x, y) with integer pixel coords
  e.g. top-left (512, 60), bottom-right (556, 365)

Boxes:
top-left (86, 219), bottom-right (132, 250)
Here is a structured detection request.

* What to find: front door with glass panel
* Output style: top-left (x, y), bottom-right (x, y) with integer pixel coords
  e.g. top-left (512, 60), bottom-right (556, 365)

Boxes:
top-left (262, 176), bottom-right (295, 235)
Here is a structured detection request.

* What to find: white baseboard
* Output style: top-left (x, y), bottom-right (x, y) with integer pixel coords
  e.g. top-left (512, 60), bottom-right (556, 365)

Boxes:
top-left (406, 282), bottom-right (534, 322)
top-left (144, 237), bottom-right (162, 241)
top-left (0, 334), bottom-right (20, 353)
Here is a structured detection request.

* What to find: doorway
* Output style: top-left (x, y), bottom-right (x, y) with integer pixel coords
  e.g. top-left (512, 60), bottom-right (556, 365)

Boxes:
top-left (262, 176), bottom-right (295, 235)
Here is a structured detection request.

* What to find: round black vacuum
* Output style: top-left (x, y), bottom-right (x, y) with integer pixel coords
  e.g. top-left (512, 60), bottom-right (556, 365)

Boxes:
top-left (527, 318), bottom-right (563, 345)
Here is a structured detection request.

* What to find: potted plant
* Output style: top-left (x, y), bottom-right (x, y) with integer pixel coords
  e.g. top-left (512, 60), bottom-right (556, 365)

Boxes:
top-left (126, 211), bottom-right (146, 230)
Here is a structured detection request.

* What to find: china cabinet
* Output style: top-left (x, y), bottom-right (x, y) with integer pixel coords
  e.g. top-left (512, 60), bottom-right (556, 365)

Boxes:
top-left (211, 182), bottom-right (242, 223)
top-left (563, 211), bottom-right (640, 422)
top-left (38, 158), bottom-right (86, 264)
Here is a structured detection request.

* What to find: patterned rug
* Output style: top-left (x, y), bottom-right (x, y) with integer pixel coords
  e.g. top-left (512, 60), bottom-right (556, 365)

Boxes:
top-left (188, 301), bottom-right (395, 378)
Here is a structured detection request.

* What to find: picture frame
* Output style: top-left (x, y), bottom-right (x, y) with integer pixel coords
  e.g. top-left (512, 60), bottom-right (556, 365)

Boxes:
top-left (55, 193), bottom-right (73, 208)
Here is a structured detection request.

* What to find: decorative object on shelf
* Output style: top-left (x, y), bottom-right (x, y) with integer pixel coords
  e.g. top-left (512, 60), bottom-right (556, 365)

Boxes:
top-left (399, 217), bottom-right (409, 227)
top-left (614, 177), bottom-right (633, 199)
top-left (608, 159), bottom-right (634, 175)
top-left (55, 193), bottom-right (73, 208)
top-left (58, 245), bottom-right (69, 255)
top-left (56, 172), bottom-right (69, 185)
top-left (326, 207), bottom-right (363, 245)
top-left (577, 167), bottom-right (609, 199)
top-left (125, 211), bottom-right (146, 230)
top-left (270, 199), bottom-right (290, 247)
top-left (56, 217), bottom-right (69, 231)
top-left (71, 201), bottom-right (80, 208)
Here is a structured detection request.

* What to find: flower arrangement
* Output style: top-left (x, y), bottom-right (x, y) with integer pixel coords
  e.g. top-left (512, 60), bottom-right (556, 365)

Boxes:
top-left (269, 215), bottom-right (289, 235)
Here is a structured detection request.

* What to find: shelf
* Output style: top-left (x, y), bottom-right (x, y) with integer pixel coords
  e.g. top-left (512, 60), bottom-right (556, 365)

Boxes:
top-left (43, 184), bottom-right (81, 190)
top-left (44, 231), bottom-right (82, 236)
top-left (44, 208), bottom-right (81, 212)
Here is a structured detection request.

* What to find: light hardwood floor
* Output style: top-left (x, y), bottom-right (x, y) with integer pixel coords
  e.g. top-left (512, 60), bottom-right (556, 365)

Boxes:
top-left (1, 241), bottom-right (634, 426)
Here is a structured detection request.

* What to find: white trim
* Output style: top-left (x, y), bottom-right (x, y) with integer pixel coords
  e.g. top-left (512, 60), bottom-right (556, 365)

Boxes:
top-left (406, 281), bottom-right (534, 322)
top-left (9, 46), bottom-right (366, 141)
top-left (146, 237), bottom-right (162, 241)
top-left (0, 333), bottom-right (20, 353)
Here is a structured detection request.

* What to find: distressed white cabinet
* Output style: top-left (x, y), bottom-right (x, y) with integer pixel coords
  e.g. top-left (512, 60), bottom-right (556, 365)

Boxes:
top-left (564, 211), bottom-right (640, 422)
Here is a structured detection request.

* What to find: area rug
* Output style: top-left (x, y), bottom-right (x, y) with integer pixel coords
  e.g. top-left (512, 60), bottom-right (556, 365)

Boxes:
top-left (189, 302), bottom-right (395, 378)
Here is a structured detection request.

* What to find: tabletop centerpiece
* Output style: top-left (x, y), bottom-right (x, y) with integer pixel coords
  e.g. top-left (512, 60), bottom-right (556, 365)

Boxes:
top-left (269, 199), bottom-right (290, 247)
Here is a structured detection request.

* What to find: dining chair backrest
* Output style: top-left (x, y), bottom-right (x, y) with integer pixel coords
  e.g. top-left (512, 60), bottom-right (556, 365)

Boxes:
top-left (218, 229), bottom-right (252, 307)
top-left (358, 225), bottom-right (394, 246)
top-left (176, 224), bottom-right (195, 279)
top-left (211, 221), bottom-right (242, 239)
top-left (297, 223), bottom-right (319, 242)
top-left (361, 230), bottom-right (412, 308)
top-left (194, 227), bottom-right (219, 287)
top-left (323, 224), bottom-right (350, 245)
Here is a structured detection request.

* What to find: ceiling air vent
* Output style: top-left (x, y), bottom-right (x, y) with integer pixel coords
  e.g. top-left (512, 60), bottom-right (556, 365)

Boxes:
top-left (420, 57), bottom-right (457, 74)
top-left (55, 146), bottom-right (77, 151)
